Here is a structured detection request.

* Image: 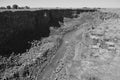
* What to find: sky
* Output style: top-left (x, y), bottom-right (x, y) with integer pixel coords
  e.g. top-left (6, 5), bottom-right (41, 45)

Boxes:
top-left (0, 0), bottom-right (120, 8)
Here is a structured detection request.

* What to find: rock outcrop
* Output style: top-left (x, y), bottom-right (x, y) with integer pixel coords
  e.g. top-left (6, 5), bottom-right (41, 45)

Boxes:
top-left (0, 9), bottom-right (97, 57)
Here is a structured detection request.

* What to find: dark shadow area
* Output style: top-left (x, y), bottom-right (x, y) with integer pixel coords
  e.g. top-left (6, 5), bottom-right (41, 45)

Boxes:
top-left (0, 9), bottom-right (97, 57)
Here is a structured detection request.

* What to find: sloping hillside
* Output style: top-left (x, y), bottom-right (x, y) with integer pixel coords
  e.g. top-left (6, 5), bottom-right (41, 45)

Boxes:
top-left (1, 8), bottom-right (120, 80)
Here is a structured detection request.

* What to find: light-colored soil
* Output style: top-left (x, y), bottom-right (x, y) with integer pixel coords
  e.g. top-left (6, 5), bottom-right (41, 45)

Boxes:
top-left (99, 8), bottom-right (120, 15)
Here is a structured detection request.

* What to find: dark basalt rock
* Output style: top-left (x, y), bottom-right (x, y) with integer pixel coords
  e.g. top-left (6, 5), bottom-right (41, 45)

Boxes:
top-left (0, 9), bottom-right (97, 57)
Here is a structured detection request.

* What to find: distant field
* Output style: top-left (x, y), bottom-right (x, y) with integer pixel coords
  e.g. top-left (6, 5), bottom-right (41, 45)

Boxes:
top-left (99, 8), bottom-right (120, 15)
top-left (0, 7), bottom-right (97, 12)
top-left (1, 8), bottom-right (120, 14)
top-left (0, 8), bottom-right (45, 12)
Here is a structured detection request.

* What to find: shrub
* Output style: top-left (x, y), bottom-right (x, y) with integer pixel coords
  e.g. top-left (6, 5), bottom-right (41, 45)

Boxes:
top-left (12, 4), bottom-right (18, 9)
top-left (0, 7), bottom-right (6, 9)
top-left (25, 6), bottom-right (30, 9)
top-left (6, 5), bottom-right (11, 9)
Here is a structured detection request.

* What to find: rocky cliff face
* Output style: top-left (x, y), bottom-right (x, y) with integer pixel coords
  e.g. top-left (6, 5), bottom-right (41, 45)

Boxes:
top-left (0, 9), bottom-right (97, 57)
